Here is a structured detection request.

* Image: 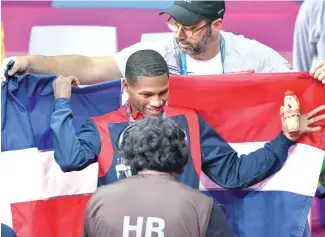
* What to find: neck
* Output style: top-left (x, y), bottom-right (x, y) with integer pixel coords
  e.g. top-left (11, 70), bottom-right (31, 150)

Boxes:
top-left (190, 37), bottom-right (220, 61)
top-left (128, 100), bottom-right (137, 113)
top-left (138, 170), bottom-right (174, 176)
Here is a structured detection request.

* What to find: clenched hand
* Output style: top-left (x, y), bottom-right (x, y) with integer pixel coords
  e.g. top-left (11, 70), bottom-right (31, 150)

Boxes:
top-left (53, 75), bottom-right (80, 99)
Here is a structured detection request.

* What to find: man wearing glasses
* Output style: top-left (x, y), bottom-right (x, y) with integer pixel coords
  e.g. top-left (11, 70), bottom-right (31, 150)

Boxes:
top-left (4, 0), bottom-right (325, 83)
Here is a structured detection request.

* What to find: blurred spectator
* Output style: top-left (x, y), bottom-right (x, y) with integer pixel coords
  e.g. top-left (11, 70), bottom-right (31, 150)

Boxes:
top-left (293, 0), bottom-right (325, 72)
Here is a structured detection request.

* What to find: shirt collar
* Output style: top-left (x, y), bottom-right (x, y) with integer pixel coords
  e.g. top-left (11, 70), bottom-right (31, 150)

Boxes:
top-left (125, 101), bottom-right (167, 121)
top-left (127, 101), bottom-right (144, 121)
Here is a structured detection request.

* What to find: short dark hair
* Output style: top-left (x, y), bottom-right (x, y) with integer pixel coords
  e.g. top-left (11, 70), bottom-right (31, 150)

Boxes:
top-left (117, 117), bottom-right (189, 174)
top-left (125, 49), bottom-right (169, 85)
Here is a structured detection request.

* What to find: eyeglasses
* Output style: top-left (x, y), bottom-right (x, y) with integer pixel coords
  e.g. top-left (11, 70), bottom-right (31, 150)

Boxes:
top-left (166, 17), bottom-right (210, 37)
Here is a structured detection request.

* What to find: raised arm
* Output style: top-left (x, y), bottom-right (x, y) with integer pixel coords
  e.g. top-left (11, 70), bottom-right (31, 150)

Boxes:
top-left (50, 75), bottom-right (101, 172)
top-left (4, 41), bottom-right (161, 84)
top-left (199, 115), bottom-right (294, 189)
top-left (7, 55), bottom-right (121, 84)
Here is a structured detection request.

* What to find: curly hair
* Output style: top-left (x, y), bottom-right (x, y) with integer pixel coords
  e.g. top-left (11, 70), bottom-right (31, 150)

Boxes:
top-left (117, 117), bottom-right (189, 174)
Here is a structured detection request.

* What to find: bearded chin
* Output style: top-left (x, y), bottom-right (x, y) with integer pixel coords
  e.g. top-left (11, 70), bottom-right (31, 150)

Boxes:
top-left (177, 27), bottom-right (212, 56)
top-left (176, 42), bottom-right (202, 56)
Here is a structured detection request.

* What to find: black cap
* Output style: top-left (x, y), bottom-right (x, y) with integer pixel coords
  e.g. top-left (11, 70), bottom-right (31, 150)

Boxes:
top-left (159, 1), bottom-right (225, 26)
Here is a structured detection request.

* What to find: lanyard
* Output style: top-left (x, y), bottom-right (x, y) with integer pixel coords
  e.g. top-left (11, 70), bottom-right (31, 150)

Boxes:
top-left (179, 34), bottom-right (226, 75)
top-left (124, 102), bottom-right (166, 123)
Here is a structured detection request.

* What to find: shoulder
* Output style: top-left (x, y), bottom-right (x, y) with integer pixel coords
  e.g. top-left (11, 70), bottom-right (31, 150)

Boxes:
top-left (165, 105), bottom-right (198, 117)
top-left (222, 30), bottom-right (259, 55)
top-left (300, 0), bottom-right (325, 14)
top-left (223, 30), bottom-right (275, 58)
top-left (87, 177), bottom-right (133, 209)
top-left (91, 106), bottom-right (127, 125)
top-left (223, 30), bottom-right (293, 72)
top-left (115, 39), bottom-right (176, 63)
top-left (296, 0), bottom-right (325, 26)
top-left (170, 179), bottom-right (214, 204)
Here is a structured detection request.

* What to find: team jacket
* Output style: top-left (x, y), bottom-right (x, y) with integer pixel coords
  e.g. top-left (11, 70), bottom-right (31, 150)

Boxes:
top-left (50, 98), bottom-right (295, 189)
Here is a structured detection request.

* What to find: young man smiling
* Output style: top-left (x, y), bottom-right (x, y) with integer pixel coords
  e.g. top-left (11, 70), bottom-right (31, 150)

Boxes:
top-left (51, 49), bottom-right (325, 189)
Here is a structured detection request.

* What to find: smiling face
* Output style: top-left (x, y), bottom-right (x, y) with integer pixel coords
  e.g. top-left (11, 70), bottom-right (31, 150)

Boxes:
top-left (123, 74), bottom-right (169, 117)
top-left (123, 49), bottom-right (170, 116)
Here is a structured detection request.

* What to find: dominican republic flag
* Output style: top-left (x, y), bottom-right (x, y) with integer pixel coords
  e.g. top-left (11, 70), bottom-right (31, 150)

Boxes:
top-left (1, 72), bottom-right (324, 237)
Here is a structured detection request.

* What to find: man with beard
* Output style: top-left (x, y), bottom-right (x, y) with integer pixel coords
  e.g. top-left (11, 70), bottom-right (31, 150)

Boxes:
top-left (3, 1), bottom-right (325, 83)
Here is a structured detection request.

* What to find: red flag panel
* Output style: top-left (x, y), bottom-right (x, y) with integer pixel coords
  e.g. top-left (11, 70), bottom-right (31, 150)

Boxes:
top-left (169, 73), bottom-right (325, 149)
top-left (11, 194), bottom-right (91, 237)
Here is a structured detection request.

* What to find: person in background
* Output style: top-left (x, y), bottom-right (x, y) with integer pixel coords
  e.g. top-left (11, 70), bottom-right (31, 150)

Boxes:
top-left (293, 0), bottom-right (325, 77)
top-left (83, 117), bottom-right (234, 237)
top-left (3, 1), bottom-right (325, 84)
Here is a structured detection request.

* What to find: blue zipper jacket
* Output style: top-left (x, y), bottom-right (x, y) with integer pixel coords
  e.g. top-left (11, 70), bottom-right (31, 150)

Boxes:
top-left (50, 98), bottom-right (295, 189)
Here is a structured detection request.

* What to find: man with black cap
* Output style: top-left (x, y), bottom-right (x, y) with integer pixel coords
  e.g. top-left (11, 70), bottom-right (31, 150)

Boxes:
top-left (83, 117), bottom-right (235, 237)
top-left (4, 1), bottom-right (325, 84)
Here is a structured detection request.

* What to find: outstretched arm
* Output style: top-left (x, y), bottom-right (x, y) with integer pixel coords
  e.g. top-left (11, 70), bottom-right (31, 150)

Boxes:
top-left (7, 55), bottom-right (121, 84)
top-left (200, 103), bottom-right (325, 189)
top-left (199, 115), bottom-right (294, 189)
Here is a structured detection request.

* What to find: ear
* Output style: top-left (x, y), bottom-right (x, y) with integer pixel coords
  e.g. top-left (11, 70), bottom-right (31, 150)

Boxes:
top-left (210, 18), bottom-right (223, 33)
top-left (122, 79), bottom-right (129, 93)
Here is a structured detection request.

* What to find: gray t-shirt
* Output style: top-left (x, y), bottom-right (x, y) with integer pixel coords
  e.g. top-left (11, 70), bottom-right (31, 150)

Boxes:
top-left (83, 173), bottom-right (234, 237)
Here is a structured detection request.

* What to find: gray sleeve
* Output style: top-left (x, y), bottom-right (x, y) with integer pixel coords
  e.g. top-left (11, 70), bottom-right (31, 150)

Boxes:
top-left (293, 0), bottom-right (325, 71)
top-left (315, 2), bottom-right (325, 61)
top-left (293, 1), bottom-right (314, 71)
top-left (250, 40), bottom-right (294, 73)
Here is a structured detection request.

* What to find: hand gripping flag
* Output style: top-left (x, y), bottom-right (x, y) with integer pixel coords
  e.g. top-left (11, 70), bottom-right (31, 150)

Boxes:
top-left (1, 72), bottom-right (324, 237)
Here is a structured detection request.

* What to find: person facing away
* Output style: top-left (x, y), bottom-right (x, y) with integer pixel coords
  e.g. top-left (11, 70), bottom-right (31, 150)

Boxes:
top-left (50, 49), bottom-right (325, 190)
top-left (83, 117), bottom-right (235, 237)
top-left (3, 1), bottom-right (325, 84)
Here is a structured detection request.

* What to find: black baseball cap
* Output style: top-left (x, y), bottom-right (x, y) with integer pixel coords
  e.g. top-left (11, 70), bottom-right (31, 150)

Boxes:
top-left (159, 1), bottom-right (225, 26)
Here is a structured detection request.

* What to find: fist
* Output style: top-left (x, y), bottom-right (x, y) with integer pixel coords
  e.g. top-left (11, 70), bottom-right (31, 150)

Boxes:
top-left (53, 75), bottom-right (80, 99)
top-left (2, 56), bottom-right (30, 82)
